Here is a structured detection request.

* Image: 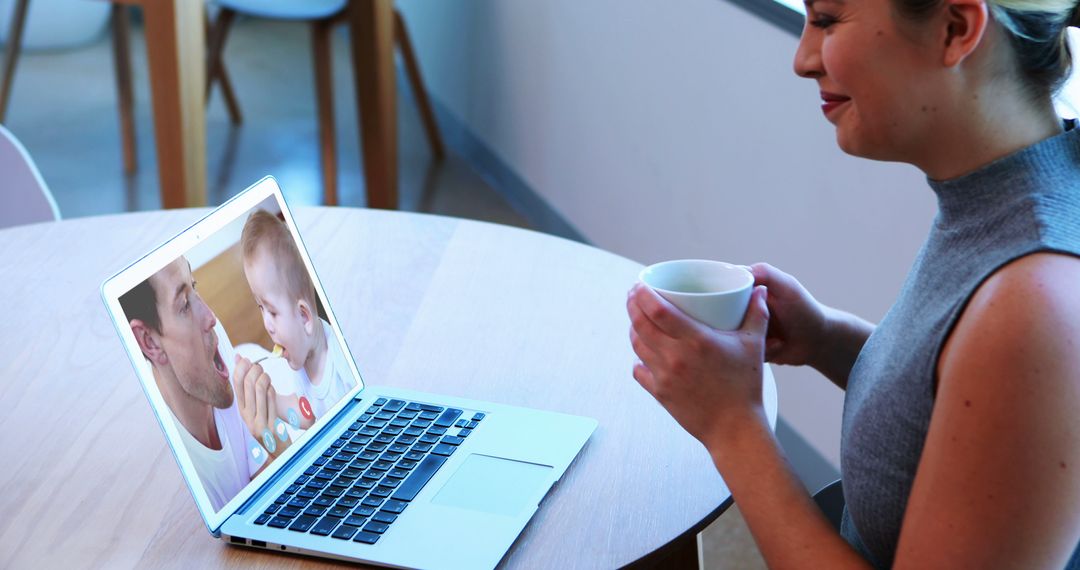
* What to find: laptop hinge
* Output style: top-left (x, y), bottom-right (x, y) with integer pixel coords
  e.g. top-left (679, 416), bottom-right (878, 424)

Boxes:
top-left (232, 397), bottom-right (363, 517)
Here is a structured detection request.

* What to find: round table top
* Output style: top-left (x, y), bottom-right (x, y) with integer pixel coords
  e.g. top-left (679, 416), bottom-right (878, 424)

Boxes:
top-left (0, 207), bottom-right (775, 568)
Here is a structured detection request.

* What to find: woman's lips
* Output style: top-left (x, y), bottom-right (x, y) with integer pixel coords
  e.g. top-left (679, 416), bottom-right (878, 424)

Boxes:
top-left (820, 91), bottom-right (851, 117)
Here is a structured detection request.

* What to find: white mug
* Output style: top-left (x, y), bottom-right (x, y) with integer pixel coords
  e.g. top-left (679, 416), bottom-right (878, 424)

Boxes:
top-left (639, 259), bottom-right (753, 330)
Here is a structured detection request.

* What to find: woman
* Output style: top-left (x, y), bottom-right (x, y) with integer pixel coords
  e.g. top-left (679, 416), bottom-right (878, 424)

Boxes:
top-left (627, 0), bottom-right (1080, 567)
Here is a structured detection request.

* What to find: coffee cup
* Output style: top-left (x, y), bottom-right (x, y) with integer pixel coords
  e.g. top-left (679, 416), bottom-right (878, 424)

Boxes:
top-left (638, 259), bottom-right (753, 330)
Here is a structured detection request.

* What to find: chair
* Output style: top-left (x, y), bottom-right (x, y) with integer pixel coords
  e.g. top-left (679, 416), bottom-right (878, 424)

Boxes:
top-left (0, 124), bottom-right (60, 229)
top-left (813, 479), bottom-right (845, 532)
top-left (206, 0), bottom-right (446, 206)
top-left (1, 1), bottom-right (239, 176)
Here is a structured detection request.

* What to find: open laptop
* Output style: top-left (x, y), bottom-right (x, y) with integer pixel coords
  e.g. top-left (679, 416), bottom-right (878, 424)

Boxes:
top-left (100, 176), bottom-right (597, 569)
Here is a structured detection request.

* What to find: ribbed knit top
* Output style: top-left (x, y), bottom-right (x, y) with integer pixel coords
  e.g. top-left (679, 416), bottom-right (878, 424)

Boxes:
top-left (839, 120), bottom-right (1080, 568)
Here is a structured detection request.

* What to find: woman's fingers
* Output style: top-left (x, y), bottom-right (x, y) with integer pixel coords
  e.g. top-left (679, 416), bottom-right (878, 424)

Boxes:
top-left (628, 283), bottom-right (706, 340)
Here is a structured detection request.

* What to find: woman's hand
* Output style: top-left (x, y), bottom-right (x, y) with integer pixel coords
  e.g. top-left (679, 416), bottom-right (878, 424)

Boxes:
top-left (749, 263), bottom-right (830, 368)
top-left (627, 282), bottom-right (771, 452)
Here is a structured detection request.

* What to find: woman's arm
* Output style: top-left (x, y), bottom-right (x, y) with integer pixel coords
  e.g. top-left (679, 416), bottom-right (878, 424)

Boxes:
top-left (892, 253), bottom-right (1080, 568)
top-left (750, 263), bottom-right (874, 390)
top-left (628, 283), bottom-right (870, 568)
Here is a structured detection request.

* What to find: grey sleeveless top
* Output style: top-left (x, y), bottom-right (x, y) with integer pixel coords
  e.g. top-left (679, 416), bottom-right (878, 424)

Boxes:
top-left (839, 120), bottom-right (1080, 568)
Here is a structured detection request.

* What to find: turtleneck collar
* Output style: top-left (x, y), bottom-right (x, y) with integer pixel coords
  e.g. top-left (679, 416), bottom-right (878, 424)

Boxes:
top-left (928, 119), bottom-right (1080, 227)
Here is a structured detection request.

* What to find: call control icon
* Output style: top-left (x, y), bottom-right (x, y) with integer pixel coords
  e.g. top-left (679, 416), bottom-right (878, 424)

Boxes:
top-left (299, 396), bottom-right (314, 421)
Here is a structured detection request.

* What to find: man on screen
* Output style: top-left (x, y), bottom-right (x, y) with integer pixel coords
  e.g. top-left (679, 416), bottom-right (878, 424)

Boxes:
top-left (121, 256), bottom-right (289, 510)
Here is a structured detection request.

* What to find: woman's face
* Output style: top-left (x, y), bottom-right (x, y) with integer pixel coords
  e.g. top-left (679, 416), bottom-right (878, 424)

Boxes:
top-left (794, 0), bottom-right (943, 162)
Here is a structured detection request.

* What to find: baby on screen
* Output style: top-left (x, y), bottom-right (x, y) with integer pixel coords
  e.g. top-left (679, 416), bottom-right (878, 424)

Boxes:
top-left (239, 209), bottom-right (355, 422)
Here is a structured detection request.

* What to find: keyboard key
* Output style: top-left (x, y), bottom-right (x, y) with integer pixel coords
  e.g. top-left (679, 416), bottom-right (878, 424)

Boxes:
top-left (375, 411), bottom-right (395, 421)
top-left (353, 505), bottom-right (376, 517)
top-left (396, 436), bottom-right (417, 447)
top-left (297, 488), bottom-right (318, 500)
top-left (265, 503), bottom-right (282, 514)
top-left (341, 467), bottom-right (363, 479)
top-left (254, 513), bottom-right (272, 525)
top-left (455, 419), bottom-right (468, 428)
top-left (419, 434), bottom-right (440, 445)
top-left (286, 498), bottom-right (309, 509)
top-left (323, 487), bottom-right (345, 498)
top-left (472, 412), bottom-right (486, 421)
top-left (355, 478), bottom-right (376, 490)
top-left (326, 460), bottom-right (347, 471)
top-left (403, 427), bottom-right (424, 437)
top-left (332, 524), bottom-right (359, 540)
top-left (313, 496), bottom-right (335, 508)
top-left (331, 476), bottom-right (352, 488)
top-left (368, 420), bottom-right (387, 429)
top-left (353, 531), bottom-right (381, 544)
top-left (373, 511), bottom-right (398, 524)
top-left (374, 398), bottom-right (387, 406)
top-left (363, 469), bottom-right (385, 481)
top-left (466, 420), bottom-right (479, 429)
top-left (374, 434), bottom-right (394, 444)
top-left (382, 500), bottom-right (408, 514)
top-left (388, 469), bottom-right (409, 479)
top-left (379, 479), bottom-right (401, 489)
top-left (310, 516), bottom-right (341, 536)
top-left (323, 448), bottom-right (337, 458)
top-left (426, 427), bottom-right (448, 436)
top-left (418, 404), bottom-right (444, 413)
top-left (389, 419), bottom-right (410, 429)
top-left (345, 488), bottom-right (367, 500)
top-left (362, 497), bottom-right (384, 508)
top-left (432, 443), bottom-right (456, 457)
top-left (307, 479), bottom-right (328, 490)
top-left (345, 515), bottom-right (369, 527)
top-left (274, 493), bottom-right (290, 504)
top-left (314, 456), bottom-right (329, 466)
top-left (397, 460), bottom-right (417, 470)
top-left (268, 516), bottom-right (292, 529)
top-left (314, 469), bottom-right (335, 481)
top-left (350, 421), bottom-right (365, 430)
top-left (359, 450), bottom-right (379, 461)
top-left (288, 515), bottom-right (318, 532)
top-left (404, 451), bottom-right (425, 461)
top-left (458, 428), bottom-right (473, 438)
top-left (370, 486), bottom-right (392, 498)
top-left (293, 475), bottom-right (309, 485)
top-left (331, 438), bottom-right (347, 449)
top-left (278, 506), bottom-right (301, 518)
top-left (414, 443), bottom-right (433, 453)
top-left (385, 399), bottom-right (406, 412)
top-left (329, 505), bottom-right (352, 518)
top-left (367, 443), bottom-right (388, 453)
top-left (392, 454), bottom-right (447, 502)
top-left (363, 521), bottom-right (390, 534)
top-left (337, 496), bottom-right (360, 508)
top-left (405, 402), bottom-right (422, 412)
top-left (397, 411), bottom-right (418, 420)
top-left (372, 460), bottom-right (394, 471)
top-left (434, 409), bottom-right (462, 428)
top-left (303, 506), bottom-right (327, 518)
top-left (342, 444), bottom-right (363, 454)
top-left (359, 427), bottom-right (379, 437)
top-left (304, 465), bottom-right (320, 476)
top-left (441, 436), bottom-right (464, 446)
top-left (417, 412), bottom-right (438, 422)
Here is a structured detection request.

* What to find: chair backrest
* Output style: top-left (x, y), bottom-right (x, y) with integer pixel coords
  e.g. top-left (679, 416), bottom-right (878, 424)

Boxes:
top-left (0, 124), bottom-right (60, 229)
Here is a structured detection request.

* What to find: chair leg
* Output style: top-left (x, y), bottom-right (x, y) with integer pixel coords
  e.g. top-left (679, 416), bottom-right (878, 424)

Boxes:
top-left (312, 19), bottom-right (337, 206)
top-left (111, 4), bottom-right (137, 174)
top-left (205, 7), bottom-right (242, 125)
top-left (393, 9), bottom-right (444, 160)
top-left (0, 0), bottom-right (31, 123)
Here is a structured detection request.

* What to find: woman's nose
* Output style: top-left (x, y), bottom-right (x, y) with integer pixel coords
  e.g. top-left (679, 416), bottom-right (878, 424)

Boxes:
top-left (793, 30), bottom-right (824, 79)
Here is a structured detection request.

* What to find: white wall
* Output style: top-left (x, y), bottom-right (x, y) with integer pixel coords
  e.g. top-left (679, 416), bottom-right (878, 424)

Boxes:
top-left (395, 0), bottom-right (940, 468)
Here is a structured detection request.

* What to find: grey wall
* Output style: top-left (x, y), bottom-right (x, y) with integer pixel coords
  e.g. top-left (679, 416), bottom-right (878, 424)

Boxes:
top-left (394, 0), bottom-right (940, 473)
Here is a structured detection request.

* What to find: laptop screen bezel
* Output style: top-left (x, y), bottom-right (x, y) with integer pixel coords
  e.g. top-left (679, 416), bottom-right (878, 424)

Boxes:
top-left (100, 176), bottom-right (366, 533)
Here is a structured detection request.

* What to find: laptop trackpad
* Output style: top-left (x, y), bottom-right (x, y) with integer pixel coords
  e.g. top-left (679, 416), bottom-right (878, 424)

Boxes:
top-left (431, 454), bottom-right (553, 517)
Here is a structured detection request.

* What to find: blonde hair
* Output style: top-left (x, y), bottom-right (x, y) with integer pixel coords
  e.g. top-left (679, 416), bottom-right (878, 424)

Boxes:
top-left (895, 0), bottom-right (1080, 98)
top-left (241, 209), bottom-right (317, 310)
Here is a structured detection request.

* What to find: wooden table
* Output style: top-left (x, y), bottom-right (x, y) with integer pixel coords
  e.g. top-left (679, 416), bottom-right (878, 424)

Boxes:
top-left (0, 208), bottom-right (777, 568)
top-left (93, 0), bottom-right (397, 210)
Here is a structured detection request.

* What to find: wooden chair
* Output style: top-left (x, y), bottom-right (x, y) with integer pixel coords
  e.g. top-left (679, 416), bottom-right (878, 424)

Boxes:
top-left (207, 0), bottom-right (445, 206)
top-left (0, 124), bottom-right (60, 229)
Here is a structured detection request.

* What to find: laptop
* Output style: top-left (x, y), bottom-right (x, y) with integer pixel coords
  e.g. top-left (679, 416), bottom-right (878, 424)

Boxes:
top-left (100, 176), bottom-right (597, 569)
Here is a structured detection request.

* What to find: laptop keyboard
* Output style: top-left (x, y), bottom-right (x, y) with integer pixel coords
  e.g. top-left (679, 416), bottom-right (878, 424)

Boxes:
top-left (252, 398), bottom-right (485, 545)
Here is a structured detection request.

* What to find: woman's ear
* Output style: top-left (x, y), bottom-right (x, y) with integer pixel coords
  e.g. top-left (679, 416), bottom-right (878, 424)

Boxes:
top-left (298, 299), bottom-right (315, 336)
top-left (131, 320), bottom-right (168, 366)
top-left (941, 0), bottom-right (990, 67)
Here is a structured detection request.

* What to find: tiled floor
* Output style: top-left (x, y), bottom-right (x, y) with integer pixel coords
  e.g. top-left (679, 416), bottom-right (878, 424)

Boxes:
top-left (3, 16), bottom-right (763, 569)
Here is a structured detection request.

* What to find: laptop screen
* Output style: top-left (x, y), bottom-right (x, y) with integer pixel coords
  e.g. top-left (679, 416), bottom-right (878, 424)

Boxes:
top-left (104, 180), bottom-right (362, 527)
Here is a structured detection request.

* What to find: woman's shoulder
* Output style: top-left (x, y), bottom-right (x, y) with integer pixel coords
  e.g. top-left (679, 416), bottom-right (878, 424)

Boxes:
top-left (940, 252), bottom-right (1080, 382)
